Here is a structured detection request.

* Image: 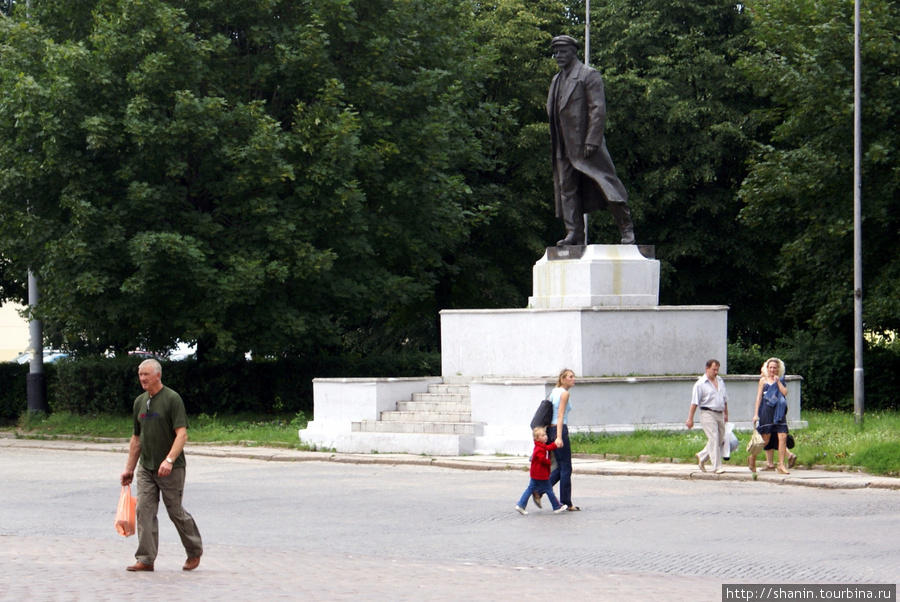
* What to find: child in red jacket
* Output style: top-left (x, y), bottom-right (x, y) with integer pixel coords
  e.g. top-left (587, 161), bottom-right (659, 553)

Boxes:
top-left (515, 427), bottom-right (568, 515)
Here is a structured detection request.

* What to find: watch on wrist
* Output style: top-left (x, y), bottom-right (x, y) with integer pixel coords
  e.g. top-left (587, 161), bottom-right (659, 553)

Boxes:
top-left (165, 457), bottom-right (174, 464)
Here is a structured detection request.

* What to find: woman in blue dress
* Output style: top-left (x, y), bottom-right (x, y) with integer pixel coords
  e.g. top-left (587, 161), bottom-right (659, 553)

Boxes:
top-left (752, 358), bottom-right (792, 474)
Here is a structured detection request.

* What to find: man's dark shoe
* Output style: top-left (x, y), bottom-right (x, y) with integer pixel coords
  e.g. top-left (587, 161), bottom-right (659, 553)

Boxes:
top-left (556, 234), bottom-right (584, 246)
top-left (126, 562), bottom-right (154, 572)
top-left (183, 557), bottom-right (201, 571)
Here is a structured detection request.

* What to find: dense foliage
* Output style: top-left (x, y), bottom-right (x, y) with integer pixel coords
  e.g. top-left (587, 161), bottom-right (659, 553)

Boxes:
top-left (1, 0), bottom-right (897, 410)
top-left (0, 0), bottom-right (505, 358)
top-left (585, 0), bottom-right (784, 339)
top-left (737, 0), bottom-right (900, 408)
top-left (739, 0), bottom-right (900, 337)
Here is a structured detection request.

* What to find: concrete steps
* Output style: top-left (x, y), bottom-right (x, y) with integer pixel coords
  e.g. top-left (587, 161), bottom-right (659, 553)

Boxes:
top-left (301, 376), bottom-right (534, 455)
top-left (351, 383), bottom-right (484, 442)
top-left (396, 401), bottom-right (470, 413)
top-left (351, 421), bottom-right (483, 436)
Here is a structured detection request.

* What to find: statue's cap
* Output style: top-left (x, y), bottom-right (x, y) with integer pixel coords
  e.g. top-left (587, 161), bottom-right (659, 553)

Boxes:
top-left (550, 35), bottom-right (579, 49)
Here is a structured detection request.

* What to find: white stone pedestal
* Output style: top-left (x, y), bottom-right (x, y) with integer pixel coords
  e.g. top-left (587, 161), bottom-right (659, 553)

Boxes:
top-left (529, 244), bottom-right (660, 308)
top-left (440, 305), bottom-right (728, 378)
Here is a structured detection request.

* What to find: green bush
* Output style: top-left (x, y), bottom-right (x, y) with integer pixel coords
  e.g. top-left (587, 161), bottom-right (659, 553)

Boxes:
top-left (777, 330), bottom-right (854, 411)
top-left (48, 352), bottom-right (441, 417)
top-left (865, 345), bottom-right (900, 411)
top-left (0, 362), bottom-right (63, 422)
top-left (0, 362), bottom-right (28, 421)
top-left (726, 338), bottom-right (768, 375)
top-left (54, 357), bottom-right (144, 415)
top-left (729, 330), bottom-right (900, 412)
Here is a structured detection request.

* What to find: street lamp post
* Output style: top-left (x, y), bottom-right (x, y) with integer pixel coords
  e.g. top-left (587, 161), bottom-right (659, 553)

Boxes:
top-left (852, 0), bottom-right (864, 424)
top-left (26, 270), bottom-right (48, 412)
top-left (583, 0), bottom-right (590, 245)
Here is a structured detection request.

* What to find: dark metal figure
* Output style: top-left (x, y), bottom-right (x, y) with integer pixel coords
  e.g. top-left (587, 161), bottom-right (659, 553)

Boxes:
top-left (548, 35), bottom-right (635, 246)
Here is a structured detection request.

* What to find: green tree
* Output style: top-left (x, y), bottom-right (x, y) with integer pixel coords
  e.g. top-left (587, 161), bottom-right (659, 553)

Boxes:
top-left (0, 0), bottom-right (502, 358)
top-left (738, 0), bottom-right (900, 338)
top-left (586, 0), bottom-right (782, 340)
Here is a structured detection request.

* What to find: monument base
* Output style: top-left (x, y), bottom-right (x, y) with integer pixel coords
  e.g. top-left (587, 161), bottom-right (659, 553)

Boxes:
top-left (529, 244), bottom-right (660, 308)
top-left (298, 375), bottom-right (804, 456)
top-left (440, 305), bottom-right (728, 378)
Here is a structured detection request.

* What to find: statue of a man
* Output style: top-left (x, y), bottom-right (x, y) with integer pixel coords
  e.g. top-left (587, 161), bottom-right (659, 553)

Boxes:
top-left (548, 35), bottom-right (635, 246)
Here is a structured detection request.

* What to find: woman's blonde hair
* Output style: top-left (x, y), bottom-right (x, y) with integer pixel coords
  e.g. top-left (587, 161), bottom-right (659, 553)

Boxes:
top-left (761, 357), bottom-right (785, 378)
top-left (555, 368), bottom-right (574, 388)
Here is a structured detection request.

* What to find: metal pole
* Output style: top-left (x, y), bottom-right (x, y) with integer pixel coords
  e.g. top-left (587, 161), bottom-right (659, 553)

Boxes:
top-left (27, 269), bottom-right (48, 412)
top-left (852, 0), bottom-right (864, 424)
top-left (23, 0), bottom-right (48, 413)
top-left (583, 0), bottom-right (590, 245)
top-left (585, 0), bottom-right (590, 65)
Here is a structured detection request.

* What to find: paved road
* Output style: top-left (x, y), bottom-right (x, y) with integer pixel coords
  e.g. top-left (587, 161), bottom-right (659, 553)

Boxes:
top-left (0, 446), bottom-right (897, 601)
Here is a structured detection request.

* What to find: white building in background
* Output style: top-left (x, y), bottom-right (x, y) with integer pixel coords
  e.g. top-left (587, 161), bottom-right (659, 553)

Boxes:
top-left (0, 302), bottom-right (29, 362)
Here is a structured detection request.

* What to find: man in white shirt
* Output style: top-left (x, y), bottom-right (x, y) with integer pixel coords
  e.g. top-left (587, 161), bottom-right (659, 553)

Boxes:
top-left (685, 359), bottom-right (729, 474)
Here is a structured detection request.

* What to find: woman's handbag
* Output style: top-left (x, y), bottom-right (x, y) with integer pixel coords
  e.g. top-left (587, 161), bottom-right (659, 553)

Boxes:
top-left (746, 423), bottom-right (765, 456)
top-left (530, 399), bottom-right (554, 429)
top-left (115, 485), bottom-right (136, 537)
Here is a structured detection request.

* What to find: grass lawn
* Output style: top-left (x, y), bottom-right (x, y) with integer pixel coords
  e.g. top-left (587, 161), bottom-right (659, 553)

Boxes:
top-left (10, 411), bottom-right (311, 449)
top-left (570, 410), bottom-right (900, 476)
top-left (6, 409), bottom-right (899, 476)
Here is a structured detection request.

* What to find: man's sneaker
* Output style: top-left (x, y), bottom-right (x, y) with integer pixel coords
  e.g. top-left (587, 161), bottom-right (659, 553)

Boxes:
top-left (515, 506), bottom-right (528, 515)
top-left (553, 505), bottom-right (568, 514)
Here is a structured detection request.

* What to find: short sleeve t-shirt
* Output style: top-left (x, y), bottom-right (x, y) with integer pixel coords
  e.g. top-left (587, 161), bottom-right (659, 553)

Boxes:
top-left (132, 386), bottom-right (189, 471)
top-left (549, 387), bottom-right (572, 426)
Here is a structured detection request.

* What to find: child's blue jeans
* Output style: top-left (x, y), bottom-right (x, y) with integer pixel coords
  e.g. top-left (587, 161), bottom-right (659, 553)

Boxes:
top-left (516, 478), bottom-right (562, 510)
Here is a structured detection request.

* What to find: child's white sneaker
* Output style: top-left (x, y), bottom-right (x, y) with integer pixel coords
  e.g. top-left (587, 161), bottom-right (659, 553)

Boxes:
top-left (553, 505), bottom-right (568, 514)
top-left (515, 506), bottom-right (528, 515)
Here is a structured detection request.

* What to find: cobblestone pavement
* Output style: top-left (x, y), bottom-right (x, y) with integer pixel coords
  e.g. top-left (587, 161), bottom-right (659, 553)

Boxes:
top-left (1, 441), bottom-right (897, 601)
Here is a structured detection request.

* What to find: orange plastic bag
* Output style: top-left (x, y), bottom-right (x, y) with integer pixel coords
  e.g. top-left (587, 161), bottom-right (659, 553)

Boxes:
top-left (115, 485), bottom-right (136, 537)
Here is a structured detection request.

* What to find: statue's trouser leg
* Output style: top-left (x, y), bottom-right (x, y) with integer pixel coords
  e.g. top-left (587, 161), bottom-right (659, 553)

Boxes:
top-left (608, 201), bottom-right (636, 244)
top-left (556, 159), bottom-right (585, 244)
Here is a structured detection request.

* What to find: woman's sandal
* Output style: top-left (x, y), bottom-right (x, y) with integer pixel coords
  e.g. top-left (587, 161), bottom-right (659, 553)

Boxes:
top-left (748, 456), bottom-right (757, 473)
top-left (566, 506), bottom-right (581, 512)
top-left (761, 464), bottom-right (776, 471)
top-left (788, 453), bottom-right (798, 469)
top-left (777, 465), bottom-right (790, 475)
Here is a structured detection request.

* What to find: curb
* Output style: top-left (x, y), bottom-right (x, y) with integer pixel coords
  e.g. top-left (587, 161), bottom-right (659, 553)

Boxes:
top-left (2, 435), bottom-right (898, 490)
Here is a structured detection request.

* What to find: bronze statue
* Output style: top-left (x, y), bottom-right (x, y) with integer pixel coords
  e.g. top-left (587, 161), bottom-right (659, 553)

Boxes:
top-left (548, 35), bottom-right (635, 246)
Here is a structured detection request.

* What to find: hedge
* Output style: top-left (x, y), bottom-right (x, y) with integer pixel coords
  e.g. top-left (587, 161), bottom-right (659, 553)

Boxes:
top-left (0, 362), bottom-right (29, 421)
top-left (728, 333), bottom-right (900, 412)
top-left (1, 352), bottom-right (441, 420)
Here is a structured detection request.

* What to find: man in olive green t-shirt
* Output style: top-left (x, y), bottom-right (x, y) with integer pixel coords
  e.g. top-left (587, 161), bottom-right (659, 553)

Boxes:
top-left (120, 359), bottom-right (203, 572)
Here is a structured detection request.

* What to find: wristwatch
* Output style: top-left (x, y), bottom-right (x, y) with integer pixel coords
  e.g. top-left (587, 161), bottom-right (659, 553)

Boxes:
top-left (165, 457), bottom-right (174, 464)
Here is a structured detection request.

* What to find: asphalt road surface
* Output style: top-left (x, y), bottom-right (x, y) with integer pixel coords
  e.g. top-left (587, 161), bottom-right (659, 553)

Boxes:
top-left (0, 448), bottom-right (897, 601)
